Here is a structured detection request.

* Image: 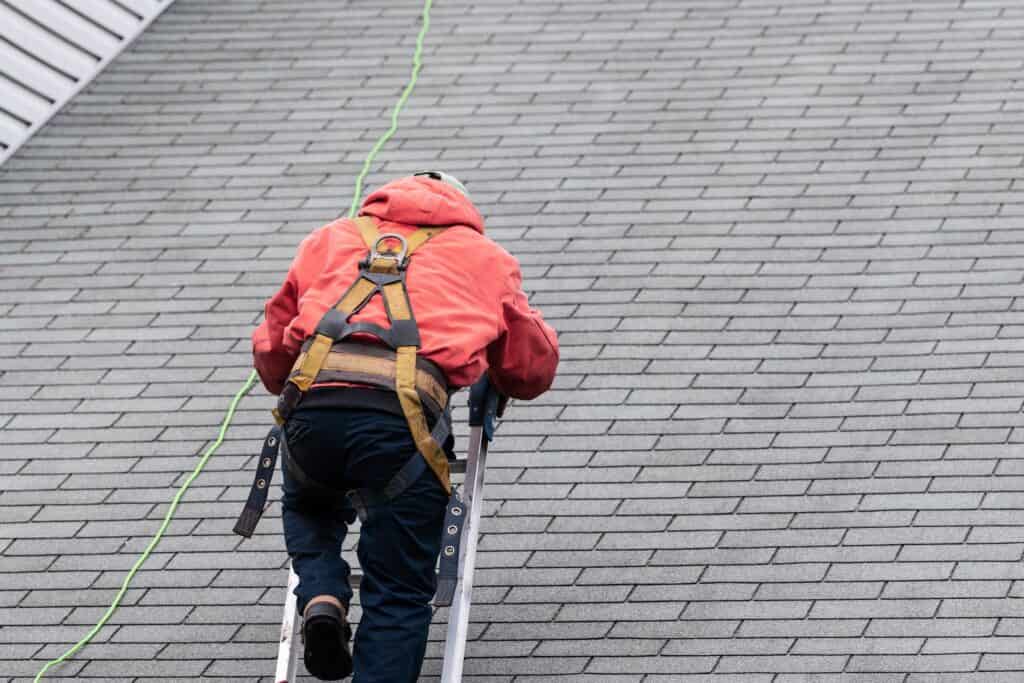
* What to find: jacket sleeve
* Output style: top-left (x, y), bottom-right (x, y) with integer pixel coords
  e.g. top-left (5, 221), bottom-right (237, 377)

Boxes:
top-left (252, 272), bottom-right (300, 395)
top-left (486, 263), bottom-right (559, 400)
top-left (252, 230), bottom-right (325, 395)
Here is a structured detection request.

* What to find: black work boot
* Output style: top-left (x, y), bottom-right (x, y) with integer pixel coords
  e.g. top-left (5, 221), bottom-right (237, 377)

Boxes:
top-left (303, 597), bottom-right (353, 680)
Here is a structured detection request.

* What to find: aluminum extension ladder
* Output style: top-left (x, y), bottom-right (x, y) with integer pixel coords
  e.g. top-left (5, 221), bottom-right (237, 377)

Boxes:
top-left (274, 377), bottom-right (504, 682)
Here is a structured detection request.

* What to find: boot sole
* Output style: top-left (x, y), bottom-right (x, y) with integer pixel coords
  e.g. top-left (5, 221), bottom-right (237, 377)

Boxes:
top-left (303, 607), bottom-right (353, 680)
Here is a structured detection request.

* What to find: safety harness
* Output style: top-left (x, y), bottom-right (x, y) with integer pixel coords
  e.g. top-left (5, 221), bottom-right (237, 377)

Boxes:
top-left (234, 215), bottom-right (455, 537)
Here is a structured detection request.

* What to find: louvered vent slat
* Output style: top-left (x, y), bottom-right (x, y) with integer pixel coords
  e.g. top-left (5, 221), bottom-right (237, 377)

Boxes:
top-left (115, 0), bottom-right (161, 17)
top-left (0, 0), bottom-right (174, 164)
top-left (0, 72), bottom-right (52, 122)
top-left (61, 0), bottom-right (140, 39)
top-left (0, 109), bottom-right (26, 144)
top-left (0, 4), bottom-right (97, 78)
top-left (6, 0), bottom-right (121, 55)
top-left (0, 39), bottom-right (71, 99)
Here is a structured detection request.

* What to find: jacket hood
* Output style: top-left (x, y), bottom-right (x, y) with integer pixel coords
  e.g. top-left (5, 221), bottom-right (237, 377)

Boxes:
top-left (359, 175), bottom-right (485, 233)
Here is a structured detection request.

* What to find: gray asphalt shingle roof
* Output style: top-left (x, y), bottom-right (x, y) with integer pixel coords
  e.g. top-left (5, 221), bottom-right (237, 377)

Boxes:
top-left (4, 0), bottom-right (1024, 680)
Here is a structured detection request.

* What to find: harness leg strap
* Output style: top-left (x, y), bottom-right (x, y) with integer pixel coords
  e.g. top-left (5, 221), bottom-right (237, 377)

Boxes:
top-left (278, 432), bottom-right (330, 494)
top-left (346, 453), bottom-right (429, 523)
top-left (233, 426), bottom-right (282, 538)
top-left (434, 488), bottom-right (467, 606)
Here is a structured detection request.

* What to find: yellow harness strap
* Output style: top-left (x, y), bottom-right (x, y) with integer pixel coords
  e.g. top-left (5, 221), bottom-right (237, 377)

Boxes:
top-left (380, 274), bottom-right (452, 493)
top-left (355, 215), bottom-right (378, 247)
top-left (290, 333), bottom-right (333, 393)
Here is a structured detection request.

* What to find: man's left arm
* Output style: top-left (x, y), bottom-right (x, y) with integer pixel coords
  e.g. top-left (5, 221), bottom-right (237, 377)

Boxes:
top-left (252, 228), bottom-right (330, 395)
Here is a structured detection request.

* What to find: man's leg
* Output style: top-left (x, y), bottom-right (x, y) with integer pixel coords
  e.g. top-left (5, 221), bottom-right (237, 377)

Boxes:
top-left (280, 448), bottom-right (356, 615)
top-left (352, 458), bottom-right (447, 683)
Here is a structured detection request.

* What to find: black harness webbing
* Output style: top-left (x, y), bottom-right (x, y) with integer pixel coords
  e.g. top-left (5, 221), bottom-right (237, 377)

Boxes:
top-left (233, 426), bottom-right (282, 538)
top-left (233, 403), bottom-right (453, 538)
top-left (433, 490), bottom-right (467, 606)
top-left (345, 454), bottom-right (429, 523)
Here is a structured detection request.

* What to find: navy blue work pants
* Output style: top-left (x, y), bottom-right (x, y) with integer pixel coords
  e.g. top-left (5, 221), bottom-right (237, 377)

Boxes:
top-left (281, 406), bottom-right (448, 682)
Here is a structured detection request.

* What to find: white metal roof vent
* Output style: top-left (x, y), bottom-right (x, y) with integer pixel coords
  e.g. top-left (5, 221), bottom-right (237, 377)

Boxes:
top-left (0, 0), bottom-right (175, 166)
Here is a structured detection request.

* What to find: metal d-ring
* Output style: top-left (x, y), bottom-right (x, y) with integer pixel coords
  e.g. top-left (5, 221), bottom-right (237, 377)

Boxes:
top-left (371, 233), bottom-right (409, 265)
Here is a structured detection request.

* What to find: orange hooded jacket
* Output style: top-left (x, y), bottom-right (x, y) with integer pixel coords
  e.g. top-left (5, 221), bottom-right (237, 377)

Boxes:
top-left (252, 175), bottom-right (559, 401)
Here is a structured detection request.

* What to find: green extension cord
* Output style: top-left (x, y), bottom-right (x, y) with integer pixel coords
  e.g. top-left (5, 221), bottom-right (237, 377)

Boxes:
top-left (32, 373), bottom-right (257, 682)
top-left (34, 0), bottom-right (434, 679)
top-left (348, 0), bottom-right (434, 219)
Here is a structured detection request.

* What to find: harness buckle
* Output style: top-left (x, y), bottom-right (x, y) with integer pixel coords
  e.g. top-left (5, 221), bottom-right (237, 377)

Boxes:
top-left (364, 233), bottom-right (409, 270)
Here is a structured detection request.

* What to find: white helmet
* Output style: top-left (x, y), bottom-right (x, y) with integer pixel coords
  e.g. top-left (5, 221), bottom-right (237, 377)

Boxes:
top-left (413, 170), bottom-right (470, 199)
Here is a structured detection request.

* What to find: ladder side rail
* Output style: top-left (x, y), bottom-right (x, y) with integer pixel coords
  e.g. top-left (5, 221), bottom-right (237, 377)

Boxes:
top-left (440, 423), bottom-right (488, 683)
top-left (277, 564), bottom-right (301, 683)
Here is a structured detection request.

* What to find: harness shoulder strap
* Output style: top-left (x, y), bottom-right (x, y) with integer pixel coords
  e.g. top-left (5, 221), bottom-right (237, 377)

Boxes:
top-left (354, 215), bottom-right (378, 248)
top-left (405, 227), bottom-right (443, 254)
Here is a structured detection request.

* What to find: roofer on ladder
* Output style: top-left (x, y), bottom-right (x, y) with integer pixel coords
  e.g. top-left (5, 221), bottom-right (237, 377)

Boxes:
top-left (247, 172), bottom-right (559, 681)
